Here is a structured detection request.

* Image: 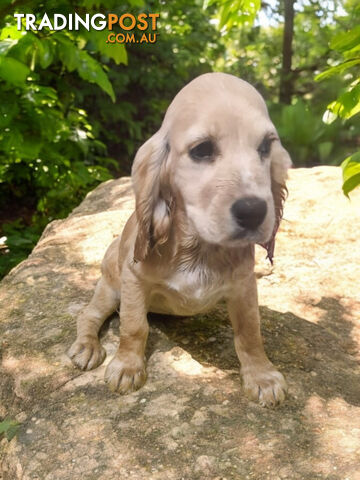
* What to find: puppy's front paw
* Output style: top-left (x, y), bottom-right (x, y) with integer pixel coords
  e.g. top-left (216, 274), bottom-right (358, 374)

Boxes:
top-left (104, 352), bottom-right (146, 394)
top-left (242, 364), bottom-right (287, 407)
top-left (67, 336), bottom-right (106, 371)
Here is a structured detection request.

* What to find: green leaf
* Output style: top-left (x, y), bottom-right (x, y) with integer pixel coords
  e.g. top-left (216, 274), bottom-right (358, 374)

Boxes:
top-left (342, 152), bottom-right (360, 197)
top-left (0, 56), bottom-right (30, 85)
top-left (7, 32), bottom-right (38, 66)
top-left (219, 1), bottom-right (233, 29)
top-left (0, 419), bottom-right (20, 441)
top-left (315, 58), bottom-right (360, 81)
top-left (17, 137), bottom-right (43, 159)
top-left (76, 50), bottom-right (115, 101)
top-left (57, 36), bottom-right (79, 72)
top-left (38, 37), bottom-right (55, 69)
top-left (330, 26), bottom-right (360, 52)
top-left (0, 38), bottom-right (18, 56)
top-left (101, 43), bottom-right (127, 65)
top-left (0, 25), bottom-right (24, 41)
top-left (56, 35), bottom-right (115, 100)
top-left (326, 84), bottom-right (360, 120)
top-left (217, 0), bottom-right (261, 30)
top-left (85, 30), bottom-right (127, 65)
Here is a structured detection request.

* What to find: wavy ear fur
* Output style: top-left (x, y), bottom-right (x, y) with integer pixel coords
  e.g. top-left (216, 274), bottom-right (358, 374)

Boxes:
top-left (261, 141), bottom-right (292, 263)
top-left (131, 130), bottom-right (173, 262)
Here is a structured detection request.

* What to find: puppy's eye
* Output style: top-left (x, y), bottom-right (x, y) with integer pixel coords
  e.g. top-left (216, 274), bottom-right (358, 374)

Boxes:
top-left (189, 140), bottom-right (214, 162)
top-left (258, 135), bottom-right (275, 159)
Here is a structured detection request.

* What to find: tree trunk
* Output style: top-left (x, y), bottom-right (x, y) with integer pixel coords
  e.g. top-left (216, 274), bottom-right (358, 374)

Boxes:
top-left (279, 0), bottom-right (295, 104)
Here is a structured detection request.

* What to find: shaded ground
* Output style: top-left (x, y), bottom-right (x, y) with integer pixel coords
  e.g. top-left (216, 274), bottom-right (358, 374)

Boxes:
top-left (0, 167), bottom-right (359, 480)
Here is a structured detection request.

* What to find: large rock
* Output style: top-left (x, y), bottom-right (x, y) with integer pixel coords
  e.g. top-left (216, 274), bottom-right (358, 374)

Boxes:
top-left (1, 166), bottom-right (359, 480)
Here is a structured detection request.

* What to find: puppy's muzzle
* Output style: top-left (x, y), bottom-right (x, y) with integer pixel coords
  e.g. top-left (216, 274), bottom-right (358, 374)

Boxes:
top-left (231, 196), bottom-right (267, 231)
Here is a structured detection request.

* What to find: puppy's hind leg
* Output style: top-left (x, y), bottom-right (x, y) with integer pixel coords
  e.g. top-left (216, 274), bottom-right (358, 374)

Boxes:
top-left (68, 277), bottom-right (119, 370)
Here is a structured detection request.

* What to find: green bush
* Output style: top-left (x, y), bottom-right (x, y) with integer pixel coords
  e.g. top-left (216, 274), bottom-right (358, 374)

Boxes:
top-left (0, 3), bottom-right (130, 277)
top-left (316, 5), bottom-right (360, 196)
top-left (271, 99), bottom-right (354, 167)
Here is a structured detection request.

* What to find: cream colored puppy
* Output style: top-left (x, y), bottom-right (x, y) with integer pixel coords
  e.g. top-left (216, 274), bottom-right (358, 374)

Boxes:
top-left (68, 73), bottom-right (292, 407)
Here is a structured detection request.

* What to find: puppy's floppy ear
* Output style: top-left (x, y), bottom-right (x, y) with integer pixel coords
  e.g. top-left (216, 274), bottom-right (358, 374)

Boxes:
top-left (261, 141), bottom-right (292, 263)
top-left (131, 130), bottom-right (173, 262)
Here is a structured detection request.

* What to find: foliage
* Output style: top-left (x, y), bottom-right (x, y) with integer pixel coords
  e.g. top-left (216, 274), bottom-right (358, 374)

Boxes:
top-left (212, 0), bottom-right (360, 168)
top-left (0, 1), bottom-right (134, 277)
top-left (0, 220), bottom-right (43, 277)
top-left (315, 1), bottom-right (360, 195)
top-left (0, 418), bottom-right (20, 441)
top-left (204, 0), bottom-right (261, 30)
top-left (341, 152), bottom-right (360, 196)
top-left (271, 99), bottom-right (342, 166)
top-left (212, 1), bottom-right (342, 101)
top-left (0, 14), bottom-right (122, 219)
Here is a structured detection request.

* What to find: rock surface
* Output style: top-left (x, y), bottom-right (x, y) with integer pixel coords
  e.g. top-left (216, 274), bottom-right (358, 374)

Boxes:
top-left (0, 166), bottom-right (359, 480)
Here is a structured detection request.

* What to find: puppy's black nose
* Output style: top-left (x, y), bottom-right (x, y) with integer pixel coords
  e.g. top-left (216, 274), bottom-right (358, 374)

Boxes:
top-left (231, 196), bottom-right (267, 230)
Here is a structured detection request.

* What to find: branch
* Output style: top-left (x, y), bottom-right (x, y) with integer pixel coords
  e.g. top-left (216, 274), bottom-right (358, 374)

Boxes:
top-left (292, 49), bottom-right (332, 75)
top-left (292, 64), bottom-right (320, 74)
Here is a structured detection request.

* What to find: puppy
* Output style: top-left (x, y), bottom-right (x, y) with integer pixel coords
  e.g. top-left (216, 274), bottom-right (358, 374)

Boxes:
top-left (68, 73), bottom-right (292, 407)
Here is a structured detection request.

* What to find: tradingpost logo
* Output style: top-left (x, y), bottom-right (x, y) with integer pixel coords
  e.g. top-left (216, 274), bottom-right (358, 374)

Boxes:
top-left (14, 13), bottom-right (160, 44)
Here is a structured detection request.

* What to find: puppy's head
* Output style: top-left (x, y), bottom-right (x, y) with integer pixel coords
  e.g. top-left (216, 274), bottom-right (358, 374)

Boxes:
top-left (132, 73), bottom-right (291, 262)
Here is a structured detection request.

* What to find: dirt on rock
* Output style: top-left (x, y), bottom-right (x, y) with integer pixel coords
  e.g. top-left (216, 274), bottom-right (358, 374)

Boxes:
top-left (0, 166), bottom-right (359, 480)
